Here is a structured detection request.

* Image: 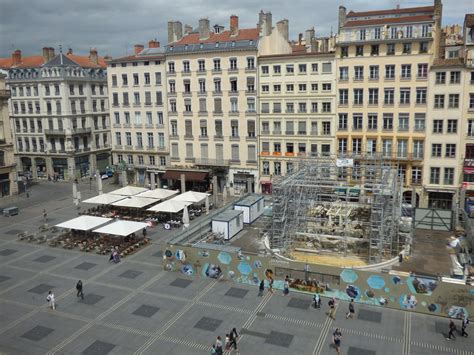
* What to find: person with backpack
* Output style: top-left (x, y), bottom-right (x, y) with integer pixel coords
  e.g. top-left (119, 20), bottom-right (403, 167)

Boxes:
top-left (313, 293), bottom-right (321, 309)
top-left (447, 319), bottom-right (456, 340)
top-left (258, 279), bottom-right (265, 297)
top-left (346, 299), bottom-right (355, 319)
top-left (76, 280), bottom-right (84, 300)
top-left (283, 275), bottom-right (290, 296)
top-left (332, 328), bottom-right (342, 354)
top-left (328, 297), bottom-right (336, 319)
top-left (461, 316), bottom-right (469, 337)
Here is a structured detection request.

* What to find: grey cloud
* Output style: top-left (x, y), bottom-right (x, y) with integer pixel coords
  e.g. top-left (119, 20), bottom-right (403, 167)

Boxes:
top-left (0, 0), bottom-right (471, 59)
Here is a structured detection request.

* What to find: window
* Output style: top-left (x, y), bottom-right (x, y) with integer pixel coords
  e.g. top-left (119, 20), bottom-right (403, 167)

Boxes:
top-left (417, 63), bottom-right (428, 78)
top-left (419, 42), bottom-right (428, 53)
top-left (144, 72), bottom-right (150, 85)
top-left (186, 143), bottom-right (193, 158)
top-left (124, 112), bottom-right (130, 124)
top-left (434, 94), bottom-right (445, 108)
top-left (433, 120), bottom-right (443, 133)
top-left (356, 45), bottom-right (364, 56)
top-left (298, 64), bottom-right (307, 73)
top-left (274, 162), bottom-right (281, 175)
top-left (215, 120), bottom-right (223, 137)
top-left (413, 140), bottom-right (424, 159)
top-left (368, 114), bottom-right (377, 130)
top-left (134, 92), bottom-right (140, 105)
top-left (338, 114), bottom-right (348, 130)
top-left (341, 46), bottom-right (348, 57)
top-left (147, 132), bottom-right (154, 147)
top-left (353, 114), bottom-right (363, 130)
top-left (354, 66), bottom-right (364, 80)
top-left (185, 120), bottom-right (192, 137)
top-left (262, 65), bottom-right (269, 74)
top-left (352, 138), bottom-right (362, 154)
top-left (369, 65), bottom-right (379, 80)
top-left (199, 79), bottom-right (206, 93)
top-left (125, 132), bottom-right (132, 146)
top-left (398, 114), bottom-right (409, 131)
top-left (184, 99), bottom-right (192, 112)
top-left (171, 143), bottom-right (179, 158)
top-left (214, 79), bottom-right (221, 93)
top-left (310, 121), bottom-right (317, 134)
top-left (432, 143), bottom-right (442, 157)
top-left (200, 120), bottom-right (208, 137)
top-left (339, 67), bottom-right (348, 80)
top-left (183, 61), bottom-right (190, 72)
top-left (322, 83), bottom-right (331, 91)
top-left (286, 103), bottom-right (294, 113)
top-left (198, 59), bottom-right (205, 71)
top-left (311, 63), bottom-right (318, 72)
top-left (230, 58), bottom-right (237, 70)
top-left (359, 29), bottom-right (366, 40)
top-left (273, 102), bottom-right (281, 113)
top-left (353, 89), bottom-right (363, 105)
top-left (367, 138), bottom-right (377, 154)
top-left (450, 71), bottom-right (460, 84)
top-left (149, 156), bottom-right (156, 166)
top-left (371, 45), bottom-right (379, 56)
top-left (448, 94), bottom-right (459, 108)
top-left (322, 122), bottom-right (331, 135)
top-left (397, 139), bottom-right (408, 158)
top-left (183, 80), bottom-right (190, 93)
top-left (368, 88), bottom-right (378, 105)
top-left (471, 93), bottom-right (474, 109)
top-left (127, 155), bottom-right (133, 164)
top-left (374, 27), bottom-right (381, 39)
top-left (231, 120), bottom-right (239, 137)
top-left (402, 43), bottom-right (411, 54)
top-left (322, 63), bottom-right (332, 73)
top-left (145, 92), bottom-right (152, 105)
top-left (274, 84), bottom-right (282, 92)
top-left (435, 72), bottom-right (446, 84)
top-left (414, 113), bottom-right (425, 131)
top-left (247, 98), bottom-right (255, 112)
top-left (214, 59), bottom-right (221, 71)
top-left (136, 132), bottom-right (143, 148)
top-left (382, 139), bottom-right (392, 157)
top-left (339, 89), bottom-right (348, 105)
top-left (155, 72), bottom-right (162, 85)
top-left (322, 102), bottom-right (331, 113)
top-left (115, 132), bottom-right (122, 145)
top-left (230, 78), bottom-right (238, 92)
top-left (400, 88), bottom-right (410, 105)
top-left (133, 73), bottom-right (139, 85)
top-left (401, 64), bottom-right (411, 79)
top-left (385, 65), bottom-right (395, 79)
top-left (444, 168), bottom-right (454, 185)
top-left (422, 24), bottom-right (430, 37)
top-left (446, 144), bottom-right (456, 158)
top-left (261, 85), bottom-right (269, 93)
top-left (274, 121), bottom-right (281, 133)
top-left (286, 84), bottom-right (294, 92)
top-left (447, 119), bottom-right (457, 133)
top-left (246, 57), bottom-right (255, 69)
top-left (416, 88), bottom-right (427, 104)
top-left (338, 138), bottom-right (347, 154)
top-left (386, 43), bottom-right (395, 55)
top-left (168, 62), bottom-right (175, 73)
top-left (230, 98), bottom-right (238, 112)
top-left (273, 65), bottom-right (281, 74)
top-left (383, 114), bottom-right (393, 130)
top-left (247, 120), bottom-right (256, 137)
top-left (311, 83), bottom-right (318, 91)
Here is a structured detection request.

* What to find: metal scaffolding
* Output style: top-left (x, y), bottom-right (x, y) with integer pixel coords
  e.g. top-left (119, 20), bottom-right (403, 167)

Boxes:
top-left (270, 154), bottom-right (404, 264)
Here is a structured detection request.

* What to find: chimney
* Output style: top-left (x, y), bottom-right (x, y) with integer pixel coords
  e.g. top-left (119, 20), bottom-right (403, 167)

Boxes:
top-left (199, 18), bottom-right (211, 40)
top-left (298, 33), bottom-right (303, 45)
top-left (184, 24), bottom-right (193, 35)
top-left (173, 21), bottom-right (183, 41)
top-left (168, 21), bottom-right (175, 43)
top-left (12, 50), bottom-right (21, 66)
top-left (396, 4), bottom-right (400, 10)
top-left (305, 27), bottom-right (316, 52)
top-left (104, 55), bottom-right (112, 61)
top-left (67, 48), bottom-right (73, 55)
top-left (42, 47), bottom-right (50, 63)
top-left (89, 48), bottom-right (98, 65)
top-left (338, 6), bottom-right (347, 33)
top-left (276, 19), bottom-right (289, 41)
top-left (259, 11), bottom-right (272, 36)
top-left (148, 39), bottom-right (160, 48)
top-left (134, 44), bottom-right (144, 54)
top-left (230, 15), bottom-right (239, 36)
top-left (48, 47), bottom-right (55, 61)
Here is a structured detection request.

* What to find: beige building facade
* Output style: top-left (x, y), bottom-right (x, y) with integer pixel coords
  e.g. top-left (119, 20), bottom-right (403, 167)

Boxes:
top-left (0, 74), bottom-right (17, 197)
top-left (335, 2), bottom-right (443, 207)
top-left (107, 41), bottom-right (169, 186)
top-left (165, 16), bottom-right (259, 194)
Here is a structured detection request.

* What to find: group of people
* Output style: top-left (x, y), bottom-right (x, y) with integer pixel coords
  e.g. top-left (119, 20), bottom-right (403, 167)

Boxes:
top-left (211, 328), bottom-right (239, 354)
top-left (448, 317), bottom-right (470, 340)
top-left (46, 280), bottom-right (84, 310)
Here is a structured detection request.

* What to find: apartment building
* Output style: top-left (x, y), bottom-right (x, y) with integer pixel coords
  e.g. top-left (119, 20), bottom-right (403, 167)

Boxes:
top-left (0, 48), bottom-right (110, 180)
top-left (0, 74), bottom-right (17, 197)
top-left (335, 1), bottom-right (442, 207)
top-left (424, 25), bottom-right (466, 209)
top-left (107, 40), bottom-right (168, 186)
top-left (461, 15), bottom-right (474, 203)
top-left (165, 15), bottom-right (259, 194)
top-left (258, 19), bottom-right (337, 193)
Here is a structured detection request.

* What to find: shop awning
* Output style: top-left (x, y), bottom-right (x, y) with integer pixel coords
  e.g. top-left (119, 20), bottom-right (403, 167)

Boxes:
top-left (93, 220), bottom-right (149, 237)
top-left (137, 188), bottom-right (179, 200)
top-left (162, 170), bottom-right (208, 182)
top-left (172, 191), bottom-right (210, 204)
top-left (111, 196), bottom-right (160, 208)
top-left (83, 194), bottom-right (126, 205)
top-left (56, 216), bottom-right (112, 231)
top-left (109, 186), bottom-right (149, 196)
top-left (464, 167), bottom-right (474, 174)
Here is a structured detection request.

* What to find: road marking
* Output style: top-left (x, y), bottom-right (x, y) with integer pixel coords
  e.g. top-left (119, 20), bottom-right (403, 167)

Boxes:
top-left (411, 341), bottom-right (473, 355)
top-left (403, 311), bottom-right (411, 355)
top-left (313, 303), bottom-right (338, 355)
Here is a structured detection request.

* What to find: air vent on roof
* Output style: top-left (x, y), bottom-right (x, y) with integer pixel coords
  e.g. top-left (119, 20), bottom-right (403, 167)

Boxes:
top-left (249, 40), bottom-right (253, 46)
top-left (215, 42), bottom-right (219, 47)
top-left (232, 41), bottom-right (235, 47)
top-left (185, 45), bottom-right (188, 50)
top-left (200, 43), bottom-right (204, 49)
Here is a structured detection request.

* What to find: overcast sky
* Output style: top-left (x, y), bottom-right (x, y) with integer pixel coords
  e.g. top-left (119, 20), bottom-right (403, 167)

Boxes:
top-left (0, 0), bottom-right (472, 59)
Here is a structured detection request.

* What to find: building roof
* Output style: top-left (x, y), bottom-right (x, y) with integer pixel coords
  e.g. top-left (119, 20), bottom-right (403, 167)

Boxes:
top-left (234, 194), bottom-right (264, 207)
top-left (172, 28), bottom-right (259, 45)
top-left (344, 15), bottom-right (434, 28)
top-left (108, 47), bottom-right (166, 64)
top-left (0, 53), bottom-right (106, 69)
top-left (465, 14), bottom-right (474, 27)
top-left (212, 209), bottom-right (243, 222)
top-left (347, 6), bottom-right (434, 18)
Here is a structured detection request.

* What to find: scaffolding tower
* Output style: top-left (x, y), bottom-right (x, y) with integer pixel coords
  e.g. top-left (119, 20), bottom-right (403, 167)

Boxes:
top-left (270, 154), bottom-right (404, 264)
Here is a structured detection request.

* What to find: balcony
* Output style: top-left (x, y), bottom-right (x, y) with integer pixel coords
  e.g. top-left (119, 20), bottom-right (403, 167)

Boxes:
top-left (44, 129), bottom-right (65, 135)
top-left (72, 127), bottom-right (92, 135)
top-left (195, 158), bottom-right (230, 167)
top-left (0, 89), bottom-right (11, 99)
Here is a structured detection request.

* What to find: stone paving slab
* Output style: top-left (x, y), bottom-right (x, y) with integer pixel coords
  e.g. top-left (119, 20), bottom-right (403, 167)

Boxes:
top-left (126, 244), bottom-right (163, 265)
top-left (0, 243), bottom-right (40, 263)
top-left (203, 282), bottom-right (263, 311)
top-left (48, 254), bottom-right (111, 279)
top-left (8, 248), bottom-right (77, 271)
top-left (0, 302), bottom-right (34, 331)
top-left (141, 339), bottom-right (208, 355)
top-left (94, 260), bottom-right (162, 289)
top-left (102, 292), bottom-right (187, 333)
top-left (0, 265), bottom-right (36, 292)
top-left (145, 273), bottom-right (210, 299)
top-left (55, 324), bottom-right (149, 355)
top-left (0, 311), bottom-right (87, 354)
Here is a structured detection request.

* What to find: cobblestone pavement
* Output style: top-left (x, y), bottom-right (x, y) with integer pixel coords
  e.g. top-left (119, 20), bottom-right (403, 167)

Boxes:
top-left (0, 183), bottom-right (472, 355)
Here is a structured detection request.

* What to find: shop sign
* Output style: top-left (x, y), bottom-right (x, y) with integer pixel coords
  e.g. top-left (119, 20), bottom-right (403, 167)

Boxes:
top-left (336, 158), bottom-right (354, 167)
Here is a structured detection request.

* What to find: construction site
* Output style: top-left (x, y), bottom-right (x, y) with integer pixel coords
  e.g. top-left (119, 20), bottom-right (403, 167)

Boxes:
top-left (270, 155), bottom-right (411, 267)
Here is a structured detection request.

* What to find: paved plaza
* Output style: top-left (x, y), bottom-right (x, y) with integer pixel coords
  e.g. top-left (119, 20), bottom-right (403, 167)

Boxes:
top-left (0, 182), bottom-right (472, 354)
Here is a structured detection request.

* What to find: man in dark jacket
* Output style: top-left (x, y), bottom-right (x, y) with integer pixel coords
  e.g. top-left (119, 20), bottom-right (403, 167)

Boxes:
top-left (76, 280), bottom-right (84, 300)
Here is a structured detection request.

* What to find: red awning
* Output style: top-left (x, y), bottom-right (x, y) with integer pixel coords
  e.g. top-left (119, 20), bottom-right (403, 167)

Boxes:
top-left (464, 167), bottom-right (474, 174)
top-left (162, 170), bottom-right (208, 182)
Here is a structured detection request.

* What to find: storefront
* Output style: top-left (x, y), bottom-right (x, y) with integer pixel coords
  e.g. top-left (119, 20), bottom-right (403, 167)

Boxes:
top-left (35, 157), bottom-right (47, 178)
top-left (232, 172), bottom-right (255, 194)
top-left (261, 181), bottom-right (272, 195)
top-left (0, 173), bottom-right (10, 197)
top-left (75, 155), bottom-right (90, 177)
top-left (52, 158), bottom-right (68, 180)
top-left (96, 153), bottom-right (110, 173)
top-left (162, 169), bottom-right (210, 192)
top-left (427, 190), bottom-right (455, 210)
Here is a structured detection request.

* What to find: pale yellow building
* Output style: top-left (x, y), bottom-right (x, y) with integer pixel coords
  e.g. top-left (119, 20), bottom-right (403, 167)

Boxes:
top-left (335, 1), bottom-right (443, 206)
top-left (0, 74), bottom-right (17, 197)
top-left (107, 40), bottom-right (169, 186)
top-left (165, 15), bottom-right (259, 194)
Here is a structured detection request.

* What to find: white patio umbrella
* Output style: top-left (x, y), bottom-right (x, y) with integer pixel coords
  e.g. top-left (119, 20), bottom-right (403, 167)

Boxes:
top-left (137, 189), bottom-right (179, 200)
top-left (147, 199), bottom-right (192, 213)
top-left (182, 205), bottom-right (190, 229)
top-left (109, 186), bottom-right (148, 196)
top-left (83, 193), bottom-right (125, 205)
top-left (172, 191), bottom-right (210, 204)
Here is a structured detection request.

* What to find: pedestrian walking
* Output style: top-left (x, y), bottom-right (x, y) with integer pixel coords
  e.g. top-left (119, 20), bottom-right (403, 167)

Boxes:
top-left (211, 344), bottom-right (217, 354)
top-left (42, 209), bottom-right (47, 222)
top-left (258, 279), bottom-right (265, 297)
top-left (283, 275), bottom-right (290, 296)
top-left (215, 335), bottom-right (223, 355)
top-left (142, 227), bottom-right (147, 237)
top-left (333, 328), bottom-right (342, 354)
top-left (229, 328), bottom-right (238, 351)
top-left (313, 293), bottom-right (321, 309)
top-left (346, 299), bottom-right (355, 319)
top-left (268, 277), bottom-right (274, 293)
top-left (76, 280), bottom-right (84, 300)
top-left (46, 290), bottom-right (55, 310)
top-left (224, 334), bottom-right (230, 350)
top-left (447, 319), bottom-right (456, 340)
top-left (461, 316), bottom-right (469, 337)
top-left (328, 297), bottom-right (336, 319)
